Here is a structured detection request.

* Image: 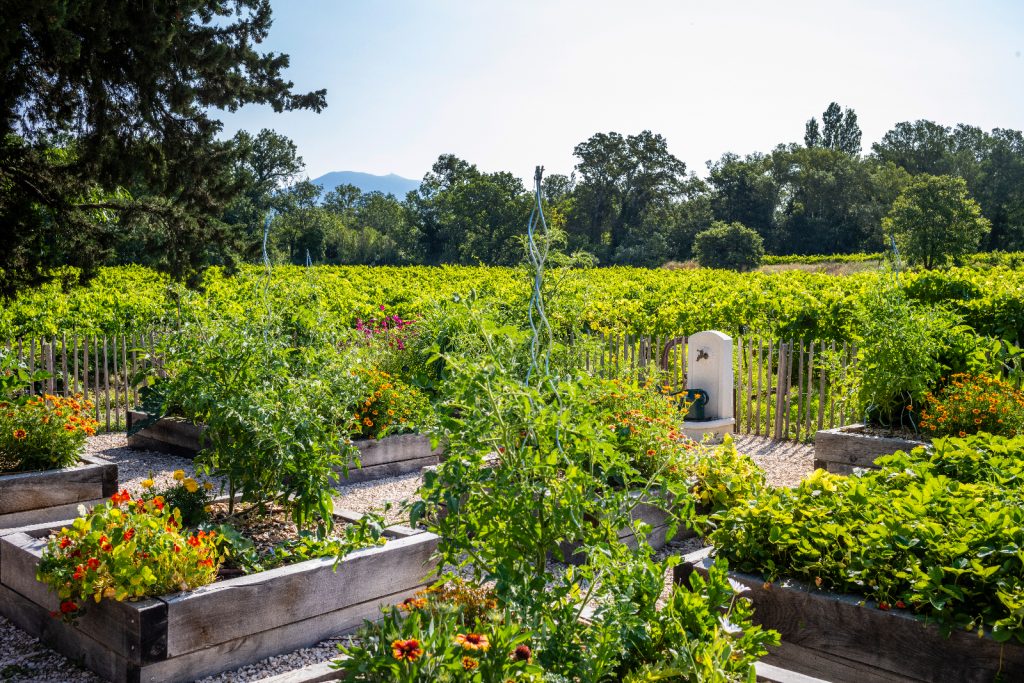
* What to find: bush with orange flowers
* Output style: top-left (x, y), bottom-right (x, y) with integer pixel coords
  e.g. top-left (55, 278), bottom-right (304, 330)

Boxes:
top-left (0, 393), bottom-right (99, 473)
top-left (918, 372), bottom-right (1024, 437)
top-left (349, 368), bottom-right (432, 441)
top-left (37, 490), bottom-right (221, 620)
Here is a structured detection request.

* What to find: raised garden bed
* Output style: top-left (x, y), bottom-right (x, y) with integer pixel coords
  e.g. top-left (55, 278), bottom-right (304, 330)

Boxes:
top-left (0, 455), bottom-right (117, 530)
top-left (126, 410), bottom-right (441, 483)
top-left (676, 547), bottom-right (1024, 683)
top-left (813, 423), bottom-right (927, 474)
top-left (0, 514), bottom-right (439, 683)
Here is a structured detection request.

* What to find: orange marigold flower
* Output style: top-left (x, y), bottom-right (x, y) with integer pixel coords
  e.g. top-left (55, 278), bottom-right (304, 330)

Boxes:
top-left (391, 638), bottom-right (423, 662)
top-left (455, 633), bottom-right (490, 651)
top-left (398, 596), bottom-right (428, 611)
top-left (461, 656), bottom-right (479, 671)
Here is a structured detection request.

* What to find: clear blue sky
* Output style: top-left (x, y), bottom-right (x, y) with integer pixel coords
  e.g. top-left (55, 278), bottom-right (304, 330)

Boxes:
top-left (218, 0), bottom-right (1024, 184)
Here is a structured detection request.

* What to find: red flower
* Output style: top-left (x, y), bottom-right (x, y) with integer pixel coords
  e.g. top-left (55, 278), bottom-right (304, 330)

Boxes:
top-left (59, 536), bottom-right (72, 549)
top-left (391, 638), bottom-right (423, 662)
top-left (60, 600), bottom-right (78, 614)
top-left (173, 544), bottom-right (181, 553)
top-left (72, 565), bottom-right (85, 580)
top-left (101, 543), bottom-right (112, 552)
top-left (122, 528), bottom-right (135, 542)
top-left (512, 644), bottom-right (532, 662)
top-left (187, 535), bottom-right (201, 548)
top-left (86, 557), bottom-right (100, 570)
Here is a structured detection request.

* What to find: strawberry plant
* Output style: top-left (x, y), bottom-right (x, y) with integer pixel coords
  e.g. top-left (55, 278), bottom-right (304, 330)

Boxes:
top-left (711, 432), bottom-right (1024, 642)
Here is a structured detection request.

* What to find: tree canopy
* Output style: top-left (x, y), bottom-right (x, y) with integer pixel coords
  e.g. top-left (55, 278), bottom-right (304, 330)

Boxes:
top-left (0, 0), bottom-right (325, 294)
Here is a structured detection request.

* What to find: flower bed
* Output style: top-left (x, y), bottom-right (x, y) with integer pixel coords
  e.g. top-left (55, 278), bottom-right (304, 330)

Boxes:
top-left (0, 514), bottom-right (439, 683)
top-left (0, 454), bottom-right (117, 530)
top-left (677, 546), bottom-right (1024, 682)
top-left (127, 410), bottom-right (441, 483)
top-left (813, 423), bottom-right (926, 473)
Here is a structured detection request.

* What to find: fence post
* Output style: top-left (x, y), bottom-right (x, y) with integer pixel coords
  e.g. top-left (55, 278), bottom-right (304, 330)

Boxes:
top-left (774, 342), bottom-right (789, 438)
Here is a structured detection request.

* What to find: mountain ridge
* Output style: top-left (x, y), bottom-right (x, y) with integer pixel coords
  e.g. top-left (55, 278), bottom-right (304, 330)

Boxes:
top-left (310, 170), bottom-right (420, 197)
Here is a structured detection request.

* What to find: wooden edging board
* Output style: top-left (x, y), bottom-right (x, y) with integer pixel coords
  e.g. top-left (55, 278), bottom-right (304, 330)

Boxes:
top-left (126, 411), bottom-right (440, 483)
top-left (676, 547), bottom-right (1024, 683)
top-left (0, 517), bottom-right (439, 683)
top-left (0, 454), bottom-right (117, 530)
top-left (813, 423), bottom-right (927, 474)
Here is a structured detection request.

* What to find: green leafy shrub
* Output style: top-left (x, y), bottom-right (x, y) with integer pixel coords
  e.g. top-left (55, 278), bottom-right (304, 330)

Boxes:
top-left (711, 433), bottom-right (1024, 642)
top-left (919, 373), bottom-right (1024, 437)
top-left (148, 318), bottom-right (364, 529)
top-left (843, 277), bottom-right (967, 425)
top-left (37, 490), bottom-right (221, 619)
top-left (693, 221), bottom-right (765, 271)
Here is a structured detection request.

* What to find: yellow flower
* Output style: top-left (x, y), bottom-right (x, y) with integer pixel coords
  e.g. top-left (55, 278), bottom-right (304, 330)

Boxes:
top-left (141, 478), bottom-right (154, 489)
top-left (203, 481), bottom-right (213, 491)
top-left (183, 478), bottom-right (199, 493)
top-left (172, 470), bottom-right (185, 481)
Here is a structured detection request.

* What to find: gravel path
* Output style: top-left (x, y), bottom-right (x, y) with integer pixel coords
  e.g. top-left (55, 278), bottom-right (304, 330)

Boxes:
top-left (0, 432), bottom-right (813, 682)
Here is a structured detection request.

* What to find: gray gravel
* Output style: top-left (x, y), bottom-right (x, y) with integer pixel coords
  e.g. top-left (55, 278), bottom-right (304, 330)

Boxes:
top-left (0, 432), bottom-right (812, 682)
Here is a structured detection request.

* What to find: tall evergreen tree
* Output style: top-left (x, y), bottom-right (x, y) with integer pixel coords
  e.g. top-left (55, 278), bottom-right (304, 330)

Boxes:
top-left (0, 0), bottom-right (325, 294)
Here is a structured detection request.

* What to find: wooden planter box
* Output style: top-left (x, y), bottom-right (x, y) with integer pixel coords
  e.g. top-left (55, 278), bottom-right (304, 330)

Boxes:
top-left (0, 517), bottom-right (439, 683)
top-left (814, 423), bottom-right (927, 474)
top-left (677, 547), bottom-right (1024, 682)
top-left (127, 411), bottom-right (441, 483)
top-left (0, 455), bottom-right (117, 530)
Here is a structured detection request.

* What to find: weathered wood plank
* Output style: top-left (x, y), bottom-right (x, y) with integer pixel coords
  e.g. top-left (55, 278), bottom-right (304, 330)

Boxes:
top-left (0, 497), bottom-right (105, 530)
top-left (0, 455), bottom-right (117, 515)
top-left (140, 586), bottom-right (421, 683)
top-left (679, 548), bottom-right (1024, 683)
top-left (814, 424), bottom-right (926, 472)
top-left (162, 532), bottom-right (439, 656)
top-left (0, 583), bottom-right (135, 683)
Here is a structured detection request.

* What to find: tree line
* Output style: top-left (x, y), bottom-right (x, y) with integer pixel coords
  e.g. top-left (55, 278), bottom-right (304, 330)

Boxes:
top-left (2, 2), bottom-right (1022, 295)
top-left (247, 106), bottom-right (1021, 270)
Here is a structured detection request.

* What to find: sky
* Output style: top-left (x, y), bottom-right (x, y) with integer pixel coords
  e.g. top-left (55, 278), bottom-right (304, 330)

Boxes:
top-left (218, 0), bottom-right (1024, 184)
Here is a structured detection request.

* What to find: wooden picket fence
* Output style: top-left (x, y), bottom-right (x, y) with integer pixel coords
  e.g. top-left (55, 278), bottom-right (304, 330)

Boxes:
top-left (2, 333), bottom-right (161, 433)
top-left (582, 333), bottom-right (860, 441)
top-left (3, 330), bottom-right (860, 442)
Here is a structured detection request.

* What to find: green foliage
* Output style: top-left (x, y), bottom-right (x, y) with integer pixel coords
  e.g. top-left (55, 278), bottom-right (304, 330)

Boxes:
top-left (693, 221), bottom-right (765, 271)
top-left (210, 513), bottom-right (386, 575)
top-left (711, 433), bottom-right (1024, 642)
top-left (1, 1), bottom-right (325, 294)
top-left (37, 492), bottom-right (221, 618)
top-left (7, 261), bottom-right (1024, 347)
top-left (146, 317), bottom-right (364, 530)
top-left (805, 102), bottom-right (862, 154)
top-left (884, 174), bottom-right (992, 269)
top-left (412, 293), bottom-right (775, 681)
top-left (842, 277), bottom-right (970, 424)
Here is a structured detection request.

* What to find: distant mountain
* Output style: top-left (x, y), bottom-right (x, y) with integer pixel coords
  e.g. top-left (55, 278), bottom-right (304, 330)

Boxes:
top-left (310, 171), bottom-right (420, 198)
